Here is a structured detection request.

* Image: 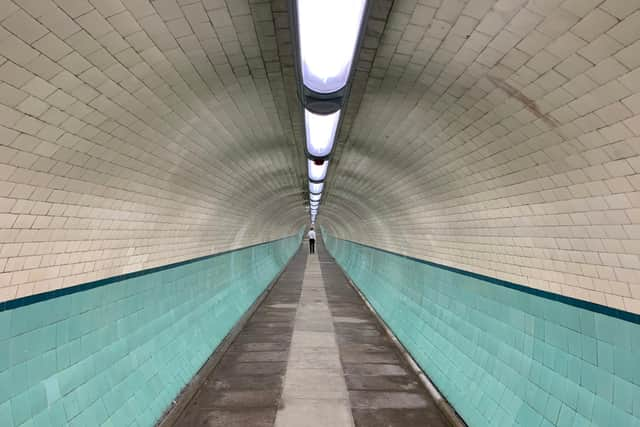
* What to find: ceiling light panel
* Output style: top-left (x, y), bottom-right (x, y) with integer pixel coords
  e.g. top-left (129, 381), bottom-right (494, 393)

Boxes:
top-left (305, 109), bottom-right (340, 158)
top-left (309, 181), bottom-right (324, 194)
top-left (308, 160), bottom-right (329, 181)
top-left (296, 0), bottom-right (367, 94)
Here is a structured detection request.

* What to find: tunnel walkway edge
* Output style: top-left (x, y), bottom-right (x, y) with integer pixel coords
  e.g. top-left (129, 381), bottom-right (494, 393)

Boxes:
top-left (156, 241), bottom-right (302, 427)
top-left (329, 255), bottom-right (468, 427)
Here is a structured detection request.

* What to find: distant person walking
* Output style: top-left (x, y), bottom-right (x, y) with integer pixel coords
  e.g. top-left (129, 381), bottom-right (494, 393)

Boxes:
top-left (308, 227), bottom-right (316, 254)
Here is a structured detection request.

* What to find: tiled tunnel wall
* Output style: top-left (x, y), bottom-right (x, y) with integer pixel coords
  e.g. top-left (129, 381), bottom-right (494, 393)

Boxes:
top-left (0, 233), bottom-right (301, 427)
top-left (0, 0), bottom-right (307, 304)
top-left (324, 233), bottom-right (640, 427)
top-left (322, 0), bottom-right (640, 314)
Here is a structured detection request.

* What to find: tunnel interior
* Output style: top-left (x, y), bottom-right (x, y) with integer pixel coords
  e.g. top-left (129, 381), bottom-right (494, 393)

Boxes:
top-left (0, 0), bottom-right (639, 426)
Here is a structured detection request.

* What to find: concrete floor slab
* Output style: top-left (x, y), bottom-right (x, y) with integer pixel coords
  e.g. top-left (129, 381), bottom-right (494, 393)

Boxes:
top-left (234, 351), bottom-right (290, 363)
top-left (274, 399), bottom-right (354, 427)
top-left (348, 391), bottom-right (431, 409)
top-left (215, 361), bottom-right (288, 376)
top-left (333, 316), bottom-right (374, 323)
top-left (178, 408), bottom-right (277, 427)
top-left (194, 390), bottom-right (281, 409)
top-left (342, 363), bottom-right (408, 376)
top-left (282, 369), bottom-right (350, 399)
top-left (289, 331), bottom-right (337, 348)
top-left (340, 350), bottom-right (400, 364)
top-left (352, 408), bottom-right (447, 427)
top-left (226, 342), bottom-right (286, 352)
top-left (205, 375), bottom-right (282, 391)
top-left (345, 375), bottom-right (421, 392)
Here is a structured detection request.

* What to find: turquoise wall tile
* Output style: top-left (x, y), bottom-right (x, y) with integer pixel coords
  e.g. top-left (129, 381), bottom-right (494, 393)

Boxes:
top-left (0, 233), bottom-right (301, 427)
top-left (0, 311), bottom-right (9, 341)
top-left (0, 401), bottom-right (12, 427)
top-left (323, 233), bottom-right (640, 427)
top-left (10, 390), bottom-right (31, 426)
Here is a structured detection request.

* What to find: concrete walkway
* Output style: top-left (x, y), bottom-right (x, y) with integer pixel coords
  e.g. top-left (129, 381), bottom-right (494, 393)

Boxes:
top-left (171, 239), bottom-right (449, 427)
top-left (274, 251), bottom-right (354, 426)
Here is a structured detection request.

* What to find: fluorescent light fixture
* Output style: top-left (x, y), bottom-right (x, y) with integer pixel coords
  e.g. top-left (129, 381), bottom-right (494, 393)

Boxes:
top-left (308, 160), bottom-right (329, 181)
top-left (305, 109), bottom-right (340, 158)
top-left (310, 193), bottom-right (321, 202)
top-left (309, 181), bottom-right (324, 194)
top-left (297, 0), bottom-right (367, 94)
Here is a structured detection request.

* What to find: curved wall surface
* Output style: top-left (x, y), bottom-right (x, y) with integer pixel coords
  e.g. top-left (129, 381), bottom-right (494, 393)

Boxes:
top-left (0, 0), bottom-right (307, 303)
top-left (0, 233), bottom-right (301, 427)
top-left (321, 0), bottom-right (640, 314)
top-left (325, 233), bottom-right (640, 427)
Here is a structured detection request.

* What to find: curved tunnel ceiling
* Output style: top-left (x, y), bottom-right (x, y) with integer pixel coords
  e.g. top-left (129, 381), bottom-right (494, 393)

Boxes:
top-left (0, 0), bottom-right (638, 314)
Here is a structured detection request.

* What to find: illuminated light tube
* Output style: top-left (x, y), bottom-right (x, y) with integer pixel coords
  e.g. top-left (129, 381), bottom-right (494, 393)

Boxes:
top-left (305, 109), bottom-right (340, 158)
top-left (296, 0), bottom-right (368, 94)
top-left (308, 159), bottom-right (329, 182)
top-left (310, 193), bottom-right (321, 202)
top-left (309, 181), bottom-right (324, 194)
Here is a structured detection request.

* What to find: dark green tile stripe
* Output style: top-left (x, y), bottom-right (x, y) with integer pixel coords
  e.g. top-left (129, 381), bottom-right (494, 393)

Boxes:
top-left (1, 234), bottom-right (299, 312)
top-left (325, 235), bottom-right (640, 324)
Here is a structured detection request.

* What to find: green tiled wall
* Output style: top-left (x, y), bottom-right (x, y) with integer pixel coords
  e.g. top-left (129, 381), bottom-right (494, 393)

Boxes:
top-left (0, 233), bottom-right (301, 427)
top-left (324, 233), bottom-right (640, 427)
